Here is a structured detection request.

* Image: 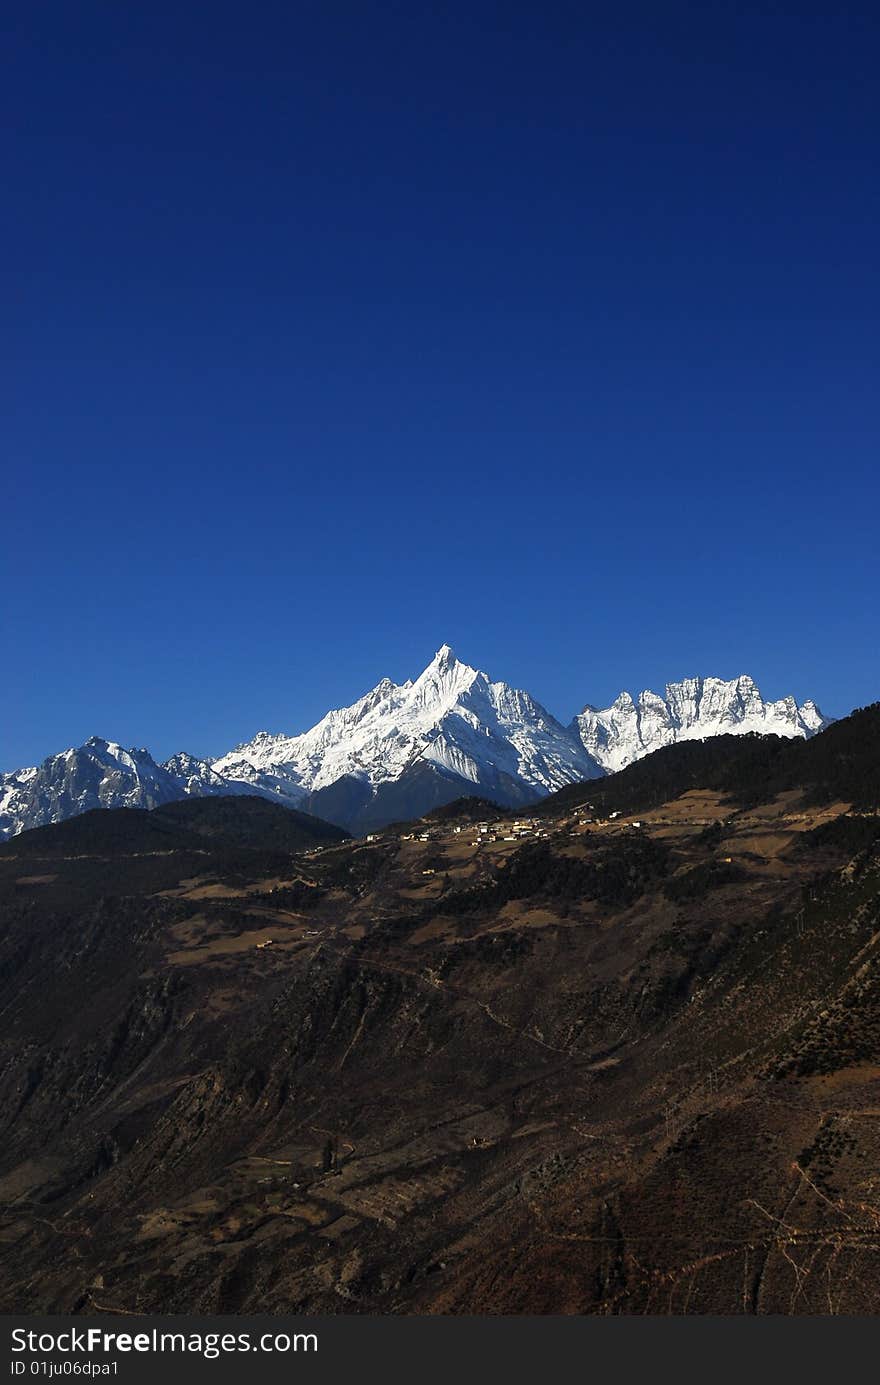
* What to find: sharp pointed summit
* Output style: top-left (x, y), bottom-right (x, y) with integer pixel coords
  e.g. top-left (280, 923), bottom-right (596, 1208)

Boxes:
top-left (209, 645), bottom-right (602, 830)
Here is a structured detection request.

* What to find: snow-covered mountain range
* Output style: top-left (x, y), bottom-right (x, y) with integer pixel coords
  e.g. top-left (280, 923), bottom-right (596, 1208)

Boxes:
top-left (0, 648), bottom-right (832, 838)
top-left (575, 675), bottom-right (828, 775)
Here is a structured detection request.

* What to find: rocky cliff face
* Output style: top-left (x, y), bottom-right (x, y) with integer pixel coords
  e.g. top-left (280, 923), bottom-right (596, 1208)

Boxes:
top-left (0, 738), bottom-right (186, 839)
top-left (573, 674), bottom-right (829, 774)
top-left (0, 739), bottom-right (261, 839)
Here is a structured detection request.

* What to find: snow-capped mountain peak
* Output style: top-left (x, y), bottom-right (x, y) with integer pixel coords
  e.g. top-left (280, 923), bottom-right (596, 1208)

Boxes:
top-left (212, 647), bottom-right (601, 811)
top-left (409, 644), bottom-right (479, 710)
top-left (573, 673), bottom-right (831, 774)
top-left (161, 751), bottom-right (257, 799)
top-left (0, 739), bottom-right (184, 840)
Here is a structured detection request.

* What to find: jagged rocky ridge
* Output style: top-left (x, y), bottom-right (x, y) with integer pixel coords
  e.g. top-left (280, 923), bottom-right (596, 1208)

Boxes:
top-left (0, 740), bottom-right (257, 842)
top-left (0, 648), bottom-right (831, 837)
top-left (574, 674), bottom-right (827, 774)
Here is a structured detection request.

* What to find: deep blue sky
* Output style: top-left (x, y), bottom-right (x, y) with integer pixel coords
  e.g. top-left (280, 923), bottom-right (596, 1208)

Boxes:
top-left (3, 2), bottom-right (878, 769)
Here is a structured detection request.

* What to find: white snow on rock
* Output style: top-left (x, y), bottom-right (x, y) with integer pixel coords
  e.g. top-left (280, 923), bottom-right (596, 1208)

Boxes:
top-left (0, 737), bottom-right (186, 839)
top-left (212, 645), bottom-right (601, 800)
top-left (573, 674), bottom-right (832, 774)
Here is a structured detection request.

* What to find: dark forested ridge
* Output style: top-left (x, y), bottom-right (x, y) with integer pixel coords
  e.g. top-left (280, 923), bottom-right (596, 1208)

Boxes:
top-left (0, 794), bottom-right (348, 859)
top-left (538, 702), bottom-right (880, 819)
